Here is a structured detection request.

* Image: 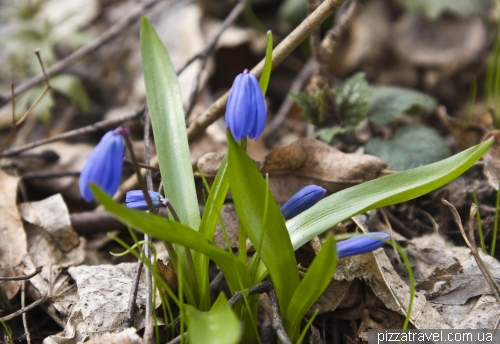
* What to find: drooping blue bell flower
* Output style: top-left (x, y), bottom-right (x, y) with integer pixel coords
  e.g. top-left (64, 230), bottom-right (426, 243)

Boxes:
top-left (337, 232), bottom-right (390, 258)
top-left (225, 69), bottom-right (267, 141)
top-left (79, 126), bottom-right (128, 202)
top-left (126, 190), bottom-right (169, 210)
top-left (281, 185), bottom-right (326, 220)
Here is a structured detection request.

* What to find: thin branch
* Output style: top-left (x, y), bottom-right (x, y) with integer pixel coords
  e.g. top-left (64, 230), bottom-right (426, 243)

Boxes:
top-left (0, 298), bottom-right (47, 322)
top-left (21, 281), bottom-right (31, 344)
top-left (442, 199), bottom-right (500, 301)
top-left (184, 0), bottom-right (249, 117)
top-left (1, 105), bottom-right (145, 157)
top-left (123, 158), bottom-right (159, 172)
top-left (266, 287), bottom-right (292, 344)
top-left (1, 50), bottom-right (51, 154)
top-left (0, 267), bottom-right (42, 281)
top-left (122, 261), bottom-right (144, 329)
top-left (0, 0), bottom-right (162, 107)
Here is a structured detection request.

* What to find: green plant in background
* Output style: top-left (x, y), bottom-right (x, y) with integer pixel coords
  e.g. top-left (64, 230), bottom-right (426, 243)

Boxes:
top-left (0, 0), bottom-right (90, 122)
top-left (83, 17), bottom-right (497, 343)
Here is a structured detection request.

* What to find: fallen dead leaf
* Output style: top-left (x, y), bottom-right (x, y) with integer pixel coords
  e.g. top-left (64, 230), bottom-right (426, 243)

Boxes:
top-left (83, 328), bottom-right (143, 344)
top-left (481, 132), bottom-right (500, 191)
top-left (262, 138), bottom-right (387, 203)
top-left (437, 106), bottom-right (488, 151)
top-left (0, 169), bottom-right (27, 299)
top-left (45, 263), bottom-right (149, 343)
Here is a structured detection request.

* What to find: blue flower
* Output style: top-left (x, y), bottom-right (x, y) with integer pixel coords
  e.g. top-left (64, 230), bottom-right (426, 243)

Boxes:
top-left (79, 127), bottom-right (127, 202)
top-left (281, 185), bottom-right (326, 220)
top-left (126, 190), bottom-right (169, 210)
top-left (337, 232), bottom-right (390, 258)
top-left (225, 69), bottom-right (267, 141)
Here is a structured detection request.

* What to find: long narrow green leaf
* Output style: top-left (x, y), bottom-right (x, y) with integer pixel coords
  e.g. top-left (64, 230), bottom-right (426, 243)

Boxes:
top-left (184, 293), bottom-right (241, 344)
top-left (288, 137), bottom-right (495, 249)
top-left (140, 18), bottom-right (200, 230)
top-left (227, 133), bottom-right (299, 315)
top-left (92, 185), bottom-right (251, 293)
top-left (285, 235), bottom-right (337, 340)
top-left (195, 155), bottom-right (230, 310)
top-left (259, 30), bottom-right (273, 95)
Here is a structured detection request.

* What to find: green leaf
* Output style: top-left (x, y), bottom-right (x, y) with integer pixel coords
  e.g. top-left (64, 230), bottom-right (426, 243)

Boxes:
top-left (92, 184), bottom-right (251, 294)
top-left (287, 137), bottom-right (495, 249)
top-left (397, 0), bottom-right (490, 19)
top-left (365, 126), bottom-right (450, 170)
top-left (195, 155), bottom-right (230, 310)
top-left (185, 293), bottom-right (241, 344)
top-left (227, 133), bottom-right (299, 316)
top-left (140, 17), bottom-right (200, 230)
top-left (289, 87), bottom-right (327, 126)
top-left (367, 86), bottom-right (436, 124)
top-left (259, 30), bottom-right (273, 96)
top-left (336, 72), bottom-right (370, 127)
top-left (285, 235), bottom-right (337, 338)
top-left (50, 74), bottom-right (89, 112)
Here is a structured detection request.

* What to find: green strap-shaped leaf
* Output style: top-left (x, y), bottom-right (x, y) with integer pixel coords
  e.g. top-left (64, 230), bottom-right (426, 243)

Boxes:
top-left (195, 155), bottom-right (230, 310)
top-left (140, 18), bottom-right (200, 230)
top-left (285, 235), bottom-right (337, 340)
top-left (91, 185), bottom-right (251, 294)
top-left (227, 133), bottom-right (299, 315)
top-left (259, 30), bottom-right (273, 95)
top-left (184, 293), bottom-right (241, 344)
top-left (287, 137), bottom-right (495, 249)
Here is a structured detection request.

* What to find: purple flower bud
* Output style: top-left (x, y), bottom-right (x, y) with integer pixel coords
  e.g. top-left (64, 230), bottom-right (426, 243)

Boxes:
top-left (337, 232), bottom-right (390, 258)
top-left (79, 128), bottom-right (126, 202)
top-left (126, 190), bottom-right (169, 210)
top-left (225, 70), bottom-right (267, 141)
top-left (281, 185), bottom-right (326, 220)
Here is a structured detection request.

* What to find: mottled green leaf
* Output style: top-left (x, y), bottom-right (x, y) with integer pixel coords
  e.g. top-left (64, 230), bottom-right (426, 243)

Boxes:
top-left (336, 72), bottom-right (370, 127)
top-left (50, 74), bottom-right (89, 112)
top-left (365, 126), bottom-right (450, 170)
top-left (368, 86), bottom-right (436, 124)
top-left (398, 0), bottom-right (489, 19)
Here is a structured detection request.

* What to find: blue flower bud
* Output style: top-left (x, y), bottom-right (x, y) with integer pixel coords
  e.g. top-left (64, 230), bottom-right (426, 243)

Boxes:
top-left (337, 232), bottom-right (390, 258)
top-left (225, 70), bottom-right (267, 141)
top-left (79, 127), bottom-right (127, 202)
top-left (281, 185), bottom-right (326, 220)
top-left (126, 190), bottom-right (169, 210)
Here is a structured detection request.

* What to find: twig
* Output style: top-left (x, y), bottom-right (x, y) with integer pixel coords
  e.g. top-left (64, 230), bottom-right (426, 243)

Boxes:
top-left (21, 281), bottom-right (31, 344)
top-left (184, 0), bottom-right (249, 117)
top-left (1, 50), bottom-right (51, 154)
top-left (442, 199), bottom-right (500, 301)
top-left (1, 105), bottom-right (145, 158)
top-left (0, 267), bottom-right (42, 281)
top-left (70, 210), bottom-right (127, 235)
top-left (379, 208), bottom-right (403, 265)
top-left (307, 0), bottom-right (321, 63)
top-left (143, 109), bottom-right (155, 344)
top-left (0, 0), bottom-right (162, 107)
top-left (266, 287), bottom-right (292, 344)
top-left (123, 261), bottom-right (144, 329)
top-left (21, 171), bottom-right (80, 180)
top-left (263, 59), bottom-right (316, 139)
top-left (123, 158), bottom-right (159, 172)
top-left (0, 298), bottom-right (47, 322)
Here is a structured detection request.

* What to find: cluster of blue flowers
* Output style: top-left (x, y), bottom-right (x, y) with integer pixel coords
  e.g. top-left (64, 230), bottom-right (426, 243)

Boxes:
top-left (79, 70), bottom-right (389, 258)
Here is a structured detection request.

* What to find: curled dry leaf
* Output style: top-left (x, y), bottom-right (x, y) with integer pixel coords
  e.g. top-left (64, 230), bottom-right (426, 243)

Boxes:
top-left (20, 194), bottom-right (84, 323)
top-left (0, 169), bottom-right (27, 299)
top-left (261, 138), bottom-right (387, 203)
top-left (45, 263), bottom-right (149, 344)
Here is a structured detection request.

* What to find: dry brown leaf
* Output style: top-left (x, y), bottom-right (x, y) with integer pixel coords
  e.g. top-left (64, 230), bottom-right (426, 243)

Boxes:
top-left (481, 132), bottom-right (500, 190)
top-left (262, 138), bottom-right (387, 203)
top-left (437, 106), bottom-right (488, 150)
top-left (0, 169), bottom-right (26, 299)
top-left (20, 194), bottom-right (79, 252)
top-left (83, 328), bottom-right (143, 344)
top-left (45, 263), bottom-right (149, 343)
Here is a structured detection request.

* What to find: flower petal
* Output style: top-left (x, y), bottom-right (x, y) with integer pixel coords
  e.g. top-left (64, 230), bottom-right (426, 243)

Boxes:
top-left (337, 232), bottom-right (390, 258)
top-left (281, 185), bottom-right (326, 220)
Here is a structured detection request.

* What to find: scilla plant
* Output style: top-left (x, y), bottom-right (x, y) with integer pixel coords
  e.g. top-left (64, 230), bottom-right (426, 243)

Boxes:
top-left (82, 18), bottom-right (496, 343)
